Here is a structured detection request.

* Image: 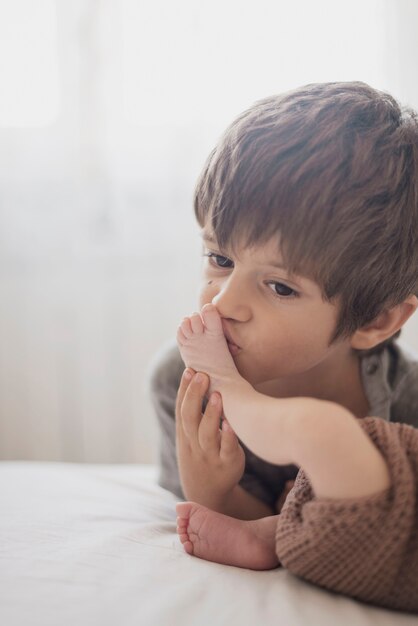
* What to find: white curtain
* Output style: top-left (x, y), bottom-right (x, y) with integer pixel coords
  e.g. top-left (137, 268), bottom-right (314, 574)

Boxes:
top-left (0, 0), bottom-right (417, 463)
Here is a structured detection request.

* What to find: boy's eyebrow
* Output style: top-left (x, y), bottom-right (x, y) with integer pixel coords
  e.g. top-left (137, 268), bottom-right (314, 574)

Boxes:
top-left (200, 230), bottom-right (290, 272)
top-left (200, 230), bottom-right (216, 243)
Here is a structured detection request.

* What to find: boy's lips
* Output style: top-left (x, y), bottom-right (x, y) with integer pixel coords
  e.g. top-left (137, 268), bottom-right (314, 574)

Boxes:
top-left (222, 323), bottom-right (242, 351)
top-left (226, 341), bottom-right (241, 356)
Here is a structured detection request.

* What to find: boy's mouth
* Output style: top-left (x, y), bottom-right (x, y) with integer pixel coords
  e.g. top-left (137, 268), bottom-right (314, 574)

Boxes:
top-left (226, 340), bottom-right (241, 356)
top-left (222, 321), bottom-right (242, 354)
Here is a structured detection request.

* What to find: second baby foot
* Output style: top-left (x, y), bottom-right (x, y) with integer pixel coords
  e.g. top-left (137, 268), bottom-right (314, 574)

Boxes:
top-left (176, 501), bottom-right (280, 570)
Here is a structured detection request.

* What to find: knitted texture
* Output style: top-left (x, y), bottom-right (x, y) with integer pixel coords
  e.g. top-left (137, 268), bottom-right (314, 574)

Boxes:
top-left (275, 417), bottom-right (418, 613)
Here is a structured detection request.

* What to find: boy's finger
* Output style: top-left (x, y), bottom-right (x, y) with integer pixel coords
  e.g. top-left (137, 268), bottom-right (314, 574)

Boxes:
top-left (175, 368), bottom-right (195, 417)
top-left (175, 368), bottom-right (195, 436)
top-left (180, 372), bottom-right (209, 441)
top-left (219, 419), bottom-right (239, 458)
top-left (198, 392), bottom-right (223, 452)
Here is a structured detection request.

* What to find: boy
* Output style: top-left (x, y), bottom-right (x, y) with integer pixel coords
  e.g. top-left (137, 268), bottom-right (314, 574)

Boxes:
top-left (149, 82), bottom-right (418, 606)
top-left (168, 84), bottom-right (418, 611)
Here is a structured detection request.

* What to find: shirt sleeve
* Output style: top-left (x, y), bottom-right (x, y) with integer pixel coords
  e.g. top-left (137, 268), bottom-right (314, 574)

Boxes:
top-left (275, 417), bottom-right (418, 613)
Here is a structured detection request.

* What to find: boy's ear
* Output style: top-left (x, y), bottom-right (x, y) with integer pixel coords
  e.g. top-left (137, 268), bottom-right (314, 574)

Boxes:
top-left (350, 295), bottom-right (418, 350)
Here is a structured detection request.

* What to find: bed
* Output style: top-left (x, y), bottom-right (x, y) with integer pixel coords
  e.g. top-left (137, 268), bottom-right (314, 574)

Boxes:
top-left (1, 462), bottom-right (416, 625)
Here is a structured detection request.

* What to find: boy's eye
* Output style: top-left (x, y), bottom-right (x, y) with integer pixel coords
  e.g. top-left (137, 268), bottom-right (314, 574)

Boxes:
top-left (267, 282), bottom-right (296, 298)
top-left (204, 252), bottom-right (234, 268)
top-left (203, 251), bottom-right (298, 299)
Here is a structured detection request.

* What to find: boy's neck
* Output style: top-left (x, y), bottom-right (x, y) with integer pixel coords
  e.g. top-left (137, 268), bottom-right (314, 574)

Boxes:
top-left (254, 349), bottom-right (370, 419)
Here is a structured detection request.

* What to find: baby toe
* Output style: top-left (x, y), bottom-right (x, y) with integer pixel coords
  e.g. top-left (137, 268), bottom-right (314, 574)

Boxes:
top-left (190, 312), bottom-right (204, 334)
top-left (180, 318), bottom-right (193, 338)
top-left (183, 540), bottom-right (194, 555)
top-left (176, 327), bottom-right (188, 346)
top-left (176, 502), bottom-right (194, 519)
top-left (201, 303), bottom-right (223, 333)
top-left (177, 517), bottom-right (188, 530)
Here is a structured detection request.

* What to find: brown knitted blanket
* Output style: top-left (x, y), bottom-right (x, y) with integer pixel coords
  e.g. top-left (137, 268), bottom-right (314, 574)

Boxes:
top-left (275, 416), bottom-right (418, 613)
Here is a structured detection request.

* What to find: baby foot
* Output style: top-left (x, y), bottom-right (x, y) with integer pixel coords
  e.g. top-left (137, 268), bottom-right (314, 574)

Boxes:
top-left (177, 303), bottom-right (269, 458)
top-left (176, 501), bottom-right (280, 570)
top-left (176, 303), bottom-right (244, 395)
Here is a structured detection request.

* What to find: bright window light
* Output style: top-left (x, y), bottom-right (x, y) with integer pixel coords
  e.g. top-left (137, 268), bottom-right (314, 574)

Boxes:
top-left (123, 0), bottom-right (385, 127)
top-left (0, 0), bottom-right (60, 127)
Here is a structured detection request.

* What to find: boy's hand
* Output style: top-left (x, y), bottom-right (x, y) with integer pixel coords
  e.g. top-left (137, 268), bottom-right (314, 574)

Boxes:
top-left (175, 368), bottom-right (245, 509)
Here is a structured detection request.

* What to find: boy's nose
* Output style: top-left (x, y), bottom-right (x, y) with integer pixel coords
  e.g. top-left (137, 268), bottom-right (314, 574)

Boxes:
top-left (211, 278), bottom-right (251, 322)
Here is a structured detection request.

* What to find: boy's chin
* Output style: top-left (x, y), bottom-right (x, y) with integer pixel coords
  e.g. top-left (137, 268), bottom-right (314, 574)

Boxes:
top-left (234, 360), bottom-right (278, 388)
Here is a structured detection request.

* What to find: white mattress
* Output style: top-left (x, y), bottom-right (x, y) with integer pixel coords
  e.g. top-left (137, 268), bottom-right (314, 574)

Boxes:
top-left (0, 462), bottom-right (416, 625)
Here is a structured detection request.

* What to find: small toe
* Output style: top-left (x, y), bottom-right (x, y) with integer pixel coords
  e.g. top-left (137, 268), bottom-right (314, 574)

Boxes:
top-left (180, 318), bottom-right (193, 338)
top-left (190, 313), bottom-right (204, 334)
top-left (183, 540), bottom-right (194, 555)
top-left (176, 502), bottom-right (193, 518)
top-left (176, 328), bottom-right (188, 345)
top-left (177, 518), bottom-right (188, 531)
top-left (201, 303), bottom-right (223, 333)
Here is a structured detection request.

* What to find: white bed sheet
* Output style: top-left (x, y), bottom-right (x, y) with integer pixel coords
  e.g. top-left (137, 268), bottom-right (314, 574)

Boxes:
top-left (0, 462), bottom-right (416, 626)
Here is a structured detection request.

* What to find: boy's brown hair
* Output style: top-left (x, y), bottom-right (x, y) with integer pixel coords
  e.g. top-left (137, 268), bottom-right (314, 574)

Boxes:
top-left (194, 81), bottom-right (418, 348)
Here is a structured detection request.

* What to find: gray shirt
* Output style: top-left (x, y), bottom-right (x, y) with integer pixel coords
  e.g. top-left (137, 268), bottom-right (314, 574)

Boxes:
top-left (149, 339), bottom-right (418, 509)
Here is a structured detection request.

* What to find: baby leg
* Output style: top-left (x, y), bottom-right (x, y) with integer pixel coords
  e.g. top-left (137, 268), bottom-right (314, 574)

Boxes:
top-left (284, 402), bottom-right (391, 500)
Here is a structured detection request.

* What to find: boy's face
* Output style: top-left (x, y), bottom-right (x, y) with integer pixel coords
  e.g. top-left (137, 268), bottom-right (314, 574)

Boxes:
top-left (198, 229), bottom-right (353, 388)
